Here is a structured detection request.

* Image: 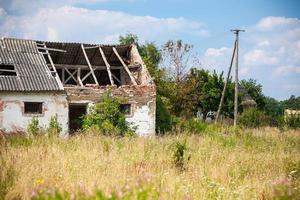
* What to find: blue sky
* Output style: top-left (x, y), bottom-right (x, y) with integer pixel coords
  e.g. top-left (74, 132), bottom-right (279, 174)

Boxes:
top-left (0, 0), bottom-right (300, 100)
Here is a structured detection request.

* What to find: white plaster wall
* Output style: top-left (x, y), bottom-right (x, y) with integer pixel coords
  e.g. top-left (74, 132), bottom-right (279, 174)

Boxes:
top-left (0, 93), bottom-right (68, 135)
top-left (126, 100), bottom-right (155, 136)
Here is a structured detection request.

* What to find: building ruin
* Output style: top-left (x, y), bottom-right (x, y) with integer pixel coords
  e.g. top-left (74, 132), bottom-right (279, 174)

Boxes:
top-left (0, 37), bottom-right (156, 136)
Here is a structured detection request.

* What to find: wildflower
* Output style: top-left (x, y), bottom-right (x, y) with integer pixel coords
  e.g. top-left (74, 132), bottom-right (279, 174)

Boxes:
top-left (30, 190), bottom-right (36, 198)
top-left (71, 192), bottom-right (75, 200)
top-left (116, 191), bottom-right (123, 198)
top-left (35, 179), bottom-right (44, 185)
top-left (107, 194), bottom-right (112, 199)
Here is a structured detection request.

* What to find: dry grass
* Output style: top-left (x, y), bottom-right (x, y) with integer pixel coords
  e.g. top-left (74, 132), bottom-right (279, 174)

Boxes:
top-left (1, 128), bottom-right (300, 199)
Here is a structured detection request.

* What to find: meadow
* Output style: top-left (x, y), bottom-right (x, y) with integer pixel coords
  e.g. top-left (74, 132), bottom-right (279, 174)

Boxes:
top-left (1, 127), bottom-right (300, 200)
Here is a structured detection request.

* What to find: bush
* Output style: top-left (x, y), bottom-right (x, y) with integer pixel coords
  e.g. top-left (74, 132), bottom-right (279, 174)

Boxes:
top-left (47, 114), bottom-right (62, 137)
top-left (173, 139), bottom-right (190, 171)
top-left (27, 117), bottom-right (40, 136)
top-left (239, 108), bottom-right (270, 128)
top-left (284, 114), bottom-right (300, 129)
top-left (82, 92), bottom-right (135, 136)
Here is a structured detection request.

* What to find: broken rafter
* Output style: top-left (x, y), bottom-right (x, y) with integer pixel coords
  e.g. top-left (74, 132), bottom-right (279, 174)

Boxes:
top-left (99, 47), bottom-right (114, 85)
top-left (77, 68), bottom-right (83, 86)
top-left (50, 64), bottom-right (140, 70)
top-left (42, 43), bottom-right (64, 90)
top-left (37, 46), bottom-right (67, 53)
top-left (112, 47), bottom-right (137, 85)
top-left (81, 44), bottom-right (99, 85)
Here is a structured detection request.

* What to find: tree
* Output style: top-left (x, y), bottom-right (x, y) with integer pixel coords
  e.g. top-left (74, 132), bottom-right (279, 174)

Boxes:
top-left (184, 68), bottom-right (235, 120)
top-left (240, 79), bottom-right (265, 110)
top-left (162, 40), bottom-right (193, 83)
top-left (119, 33), bottom-right (173, 133)
top-left (281, 95), bottom-right (300, 110)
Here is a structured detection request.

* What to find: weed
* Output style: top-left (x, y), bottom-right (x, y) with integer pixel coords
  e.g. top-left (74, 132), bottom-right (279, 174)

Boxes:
top-left (27, 116), bottom-right (40, 136)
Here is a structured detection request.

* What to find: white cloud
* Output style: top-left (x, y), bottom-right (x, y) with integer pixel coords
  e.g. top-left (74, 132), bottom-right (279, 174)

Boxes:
top-left (275, 65), bottom-right (300, 75)
top-left (205, 47), bottom-right (230, 57)
top-left (243, 49), bottom-right (278, 66)
top-left (0, 6), bottom-right (208, 44)
top-left (256, 16), bottom-right (300, 31)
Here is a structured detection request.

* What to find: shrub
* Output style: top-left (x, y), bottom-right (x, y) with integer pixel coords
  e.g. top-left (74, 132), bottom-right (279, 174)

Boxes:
top-left (82, 92), bottom-right (135, 136)
top-left (284, 114), bottom-right (300, 129)
top-left (180, 118), bottom-right (208, 133)
top-left (47, 114), bottom-right (62, 137)
top-left (239, 108), bottom-right (270, 128)
top-left (173, 139), bottom-right (190, 171)
top-left (27, 117), bottom-right (40, 136)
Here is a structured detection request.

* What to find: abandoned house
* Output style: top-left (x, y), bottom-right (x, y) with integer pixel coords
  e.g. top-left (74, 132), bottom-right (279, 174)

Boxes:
top-left (0, 37), bottom-right (156, 136)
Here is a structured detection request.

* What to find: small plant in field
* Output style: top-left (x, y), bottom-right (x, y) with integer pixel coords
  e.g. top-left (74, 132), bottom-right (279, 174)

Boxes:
top-left (173, 139), bottom-right (190, 171)
top-left (82, 91), bottom-right (136, 136)
top-left (47, 114), bottom-right (62, 137)
top-left (27, 116), bottom-right (40, 136)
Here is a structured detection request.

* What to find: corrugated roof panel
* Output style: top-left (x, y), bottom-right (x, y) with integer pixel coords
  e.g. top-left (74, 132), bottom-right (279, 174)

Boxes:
top-left (0, 38), bottom-right (62, 92)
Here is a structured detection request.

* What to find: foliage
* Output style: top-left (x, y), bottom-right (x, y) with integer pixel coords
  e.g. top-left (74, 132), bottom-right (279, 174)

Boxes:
top-left (173, 139), bottom-right (189, 171)
top-left (281, 95), bottom-right (300, 110)
top-left (155, 95), bottom-right (173, 134)
top-left (27, 117), bottom-right (40, 136)
top-left (239, 108), bottom-right (270, 128)
top-left (82, 92), bottom-right (135, 136)
top-left (240, 79), bottom-right (265, 110)
top-left (284, 114), bottom-right (300, 129)
top-left (179, 118), bottom-right (208, 133)
top-left (182, 68), bottom-right (235, 119)
top-left (47, 115), bottom-right (62, 137)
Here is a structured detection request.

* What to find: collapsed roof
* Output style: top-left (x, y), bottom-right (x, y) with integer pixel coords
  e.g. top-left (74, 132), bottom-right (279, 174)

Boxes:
top-left (0, 37), bottom-right (153, 92)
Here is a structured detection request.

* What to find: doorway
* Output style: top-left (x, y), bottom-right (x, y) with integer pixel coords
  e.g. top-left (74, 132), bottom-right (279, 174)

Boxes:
top-left (69, 104), bottom-right (87, 133)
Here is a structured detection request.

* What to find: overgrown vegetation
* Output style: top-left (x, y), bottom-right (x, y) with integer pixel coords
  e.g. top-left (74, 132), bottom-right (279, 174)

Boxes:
top-left (82, 92), bottom-right (135, 136)
top-left (27, 116), bottom-right (40, 136)
top-left (47, 114), bottom-right (62, 137)
top-left (239, 108), bottom-right (270, 128)
top-left (0, 128), bottom-right (299, 199)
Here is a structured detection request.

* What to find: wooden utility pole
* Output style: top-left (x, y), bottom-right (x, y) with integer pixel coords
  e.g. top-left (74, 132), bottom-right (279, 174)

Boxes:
top-left (231, 29), bottom-right (245, 127)
top-left (215, 40), bottom-right (237, 123)
top-left (215, 29), bottom-right (244, 127)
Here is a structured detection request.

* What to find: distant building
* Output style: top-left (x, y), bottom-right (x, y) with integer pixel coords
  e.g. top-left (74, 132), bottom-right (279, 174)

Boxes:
top-left (0, 37), bottom-right (156, 136)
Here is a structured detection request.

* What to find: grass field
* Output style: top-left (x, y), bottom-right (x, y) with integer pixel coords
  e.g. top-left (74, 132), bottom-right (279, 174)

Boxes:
top-left (1, 127), bottom-right (300, 199)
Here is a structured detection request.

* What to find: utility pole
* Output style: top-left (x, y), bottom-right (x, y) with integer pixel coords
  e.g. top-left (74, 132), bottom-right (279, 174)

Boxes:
top-left (231, 29), bottom-right (245, 127)
top-left (215, 29), bottom-right (244, 127)
top-left (215, 40), bottom-right (237, 123)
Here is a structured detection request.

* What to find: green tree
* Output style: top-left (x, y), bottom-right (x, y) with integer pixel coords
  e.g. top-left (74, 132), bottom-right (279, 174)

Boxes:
top-left (240, 79), bottom-right (265, 110)
top-left (184, 68), bottom-right (235, 119)
top-left (119, 33), bottom-right (173, 133)
top-left (281, 95), bottom-right (300, 110)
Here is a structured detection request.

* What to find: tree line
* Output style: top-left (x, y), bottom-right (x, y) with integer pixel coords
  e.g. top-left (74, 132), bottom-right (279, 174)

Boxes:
top-left (119, 34), bottom-right (300, 132)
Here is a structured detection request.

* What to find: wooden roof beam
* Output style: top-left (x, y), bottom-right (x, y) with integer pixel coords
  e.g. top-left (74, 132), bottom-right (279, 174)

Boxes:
top-left (99, 47), bottom-right (114, 86)
top-left (81, 44), bottom-right (99, 86)
top-left (112, 47), bottom-right (137, 85)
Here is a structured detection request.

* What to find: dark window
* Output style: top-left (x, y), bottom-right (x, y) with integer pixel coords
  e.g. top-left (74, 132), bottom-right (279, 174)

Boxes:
top-left (0, 64), bottom-right (17, 76)
top-left (24, 102), bottom-right (43, 114)
top-left (120, 104), bottom-right (131, 115)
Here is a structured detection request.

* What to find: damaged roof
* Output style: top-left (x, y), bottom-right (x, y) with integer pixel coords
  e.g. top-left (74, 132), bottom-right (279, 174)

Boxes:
top-left (0, 37), bottom-right (132, 92)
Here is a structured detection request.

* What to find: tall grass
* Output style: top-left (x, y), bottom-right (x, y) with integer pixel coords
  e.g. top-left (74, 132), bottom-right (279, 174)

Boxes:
top-left (0, 127), bottom-right (299, 199)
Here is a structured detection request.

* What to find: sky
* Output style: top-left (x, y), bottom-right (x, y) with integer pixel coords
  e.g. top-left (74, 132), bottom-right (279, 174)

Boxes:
top-left (0, 0), bottom-right (299, 100)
